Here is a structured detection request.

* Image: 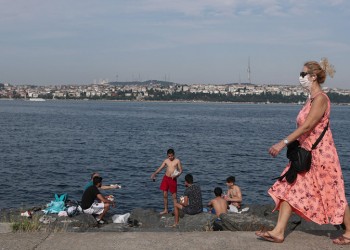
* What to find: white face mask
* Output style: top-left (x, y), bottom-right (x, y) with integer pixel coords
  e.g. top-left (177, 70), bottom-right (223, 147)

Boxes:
top-left (299, 76), bottom-right (311, 91)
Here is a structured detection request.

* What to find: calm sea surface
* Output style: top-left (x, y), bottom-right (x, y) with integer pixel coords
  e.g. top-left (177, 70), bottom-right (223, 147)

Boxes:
top-left (1, 100), bottom-right (349, 213)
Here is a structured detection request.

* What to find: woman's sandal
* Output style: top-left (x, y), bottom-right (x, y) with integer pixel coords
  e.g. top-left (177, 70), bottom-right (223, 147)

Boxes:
top-left (255, 229), bottom-right (284, 243)
top-left (333, 235), bottom-right (350, 245)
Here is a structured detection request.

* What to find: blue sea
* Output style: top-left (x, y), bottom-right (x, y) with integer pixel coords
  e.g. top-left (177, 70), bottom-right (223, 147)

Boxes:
top-left (1, 100), bottom-right (349, 214)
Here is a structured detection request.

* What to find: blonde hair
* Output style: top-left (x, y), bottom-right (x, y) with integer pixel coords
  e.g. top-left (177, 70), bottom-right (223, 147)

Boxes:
top-left (304, 57), bottom-right (336, 84)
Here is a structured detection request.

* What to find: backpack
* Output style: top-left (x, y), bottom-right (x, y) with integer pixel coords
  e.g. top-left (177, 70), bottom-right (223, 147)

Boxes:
top-left (55, 193), bottom-right (68, 203)
top-left (43, 193), bottom-right (68, 214)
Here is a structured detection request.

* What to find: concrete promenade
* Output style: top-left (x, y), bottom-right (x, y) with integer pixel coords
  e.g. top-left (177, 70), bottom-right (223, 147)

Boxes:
top-left (0, 230), bottom-right (345, 250)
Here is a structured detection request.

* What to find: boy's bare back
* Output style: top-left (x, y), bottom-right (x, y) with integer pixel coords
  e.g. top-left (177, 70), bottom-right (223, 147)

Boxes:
top-left (210, 197), bottom-right (228, 216)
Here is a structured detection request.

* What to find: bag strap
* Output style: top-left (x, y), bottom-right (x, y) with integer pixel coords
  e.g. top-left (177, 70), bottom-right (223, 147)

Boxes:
top-left (311, 122), bottom-right (329, 150)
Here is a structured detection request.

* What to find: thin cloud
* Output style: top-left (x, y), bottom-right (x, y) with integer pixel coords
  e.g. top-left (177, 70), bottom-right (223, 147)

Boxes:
top-left (0, 0), bottom-right (349, 87)
top-left (1, 0), bottom-right (347, 23)
top-left (122, 0), bottom-right (343, 17)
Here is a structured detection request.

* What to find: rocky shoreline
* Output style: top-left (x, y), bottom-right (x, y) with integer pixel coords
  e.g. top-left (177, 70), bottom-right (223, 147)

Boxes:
top-left (0, 204), bottom-right (344, 233)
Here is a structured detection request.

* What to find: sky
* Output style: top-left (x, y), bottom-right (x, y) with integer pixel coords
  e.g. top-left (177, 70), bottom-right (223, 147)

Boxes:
top-left (1, 0), bottom-right (349, 88)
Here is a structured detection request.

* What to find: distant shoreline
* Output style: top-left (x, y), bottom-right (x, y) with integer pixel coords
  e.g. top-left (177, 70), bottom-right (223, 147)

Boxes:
top-left (2, 98), bottom-right (350, 105)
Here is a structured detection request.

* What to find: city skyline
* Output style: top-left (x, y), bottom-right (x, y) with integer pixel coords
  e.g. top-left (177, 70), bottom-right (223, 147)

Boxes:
top-left (1, 1), bottom-right (349, 88)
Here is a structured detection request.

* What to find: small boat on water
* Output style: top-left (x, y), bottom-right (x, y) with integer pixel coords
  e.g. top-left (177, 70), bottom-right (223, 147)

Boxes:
top-left (28, 98), bottom-right (45, 102)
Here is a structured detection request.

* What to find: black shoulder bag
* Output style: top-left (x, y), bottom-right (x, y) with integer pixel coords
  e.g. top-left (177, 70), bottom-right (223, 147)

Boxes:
top-left (276, 122), bottom-right (329, 184)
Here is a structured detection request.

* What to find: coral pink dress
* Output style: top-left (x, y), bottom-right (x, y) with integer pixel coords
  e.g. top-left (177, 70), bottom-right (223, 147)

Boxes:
top-left (269, 93), bottom-right (348, 225)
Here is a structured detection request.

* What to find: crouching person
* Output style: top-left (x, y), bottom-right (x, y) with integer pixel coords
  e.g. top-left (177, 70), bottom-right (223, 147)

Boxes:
top-left (81, 176), bottom-right (115, 224)
top-left (173, 174), bottom-right (203, 227)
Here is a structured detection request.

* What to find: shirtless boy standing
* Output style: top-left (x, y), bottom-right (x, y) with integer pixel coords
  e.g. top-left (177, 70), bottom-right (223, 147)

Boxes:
top-left (208, 187), bottom-right (228, 216)
top-left (224, 176), bottom-right (242, 209)
top-left (151, 148), bottom-right (183, 215)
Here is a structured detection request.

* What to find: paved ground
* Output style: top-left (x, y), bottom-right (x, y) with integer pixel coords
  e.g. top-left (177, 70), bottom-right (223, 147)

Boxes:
top-left (0, 230), bottom-right (346, 250)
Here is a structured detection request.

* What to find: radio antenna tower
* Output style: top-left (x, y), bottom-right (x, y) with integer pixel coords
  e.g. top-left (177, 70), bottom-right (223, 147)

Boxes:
top-left (247, 57), bottom-right (251, 84)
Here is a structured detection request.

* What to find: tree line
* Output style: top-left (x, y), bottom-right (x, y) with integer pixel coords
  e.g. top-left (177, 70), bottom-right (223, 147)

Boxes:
top-left (50, 91), bottom-right (350, 103)
top-left (3, 88), bottom-right (350, 104)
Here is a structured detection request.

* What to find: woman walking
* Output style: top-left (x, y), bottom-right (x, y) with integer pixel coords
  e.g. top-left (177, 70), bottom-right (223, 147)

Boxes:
top-left (256, 58), bottom-right (350, 245)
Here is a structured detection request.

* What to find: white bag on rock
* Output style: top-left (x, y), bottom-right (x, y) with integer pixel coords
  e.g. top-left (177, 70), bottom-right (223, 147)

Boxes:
top-left (229, 204), bottom-right (239, 213)
top-left (112, 213), bottom-right (131, 223)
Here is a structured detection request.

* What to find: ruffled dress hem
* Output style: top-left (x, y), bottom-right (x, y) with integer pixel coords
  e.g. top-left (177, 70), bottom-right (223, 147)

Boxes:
top-left (268, 190), bottom-right (347, 225)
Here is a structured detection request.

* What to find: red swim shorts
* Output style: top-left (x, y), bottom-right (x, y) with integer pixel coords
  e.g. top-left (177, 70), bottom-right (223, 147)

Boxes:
top-left (160, 175), bottom-right (177, 194)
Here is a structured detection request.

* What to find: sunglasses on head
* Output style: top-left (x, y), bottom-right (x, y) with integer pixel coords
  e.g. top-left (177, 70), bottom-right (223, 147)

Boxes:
top-left (300, 72), bottom-right (309, 78)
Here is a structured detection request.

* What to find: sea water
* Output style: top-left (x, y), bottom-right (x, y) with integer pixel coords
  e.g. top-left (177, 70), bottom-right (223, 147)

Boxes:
top-left (1, 100), bottom-right (349, 213)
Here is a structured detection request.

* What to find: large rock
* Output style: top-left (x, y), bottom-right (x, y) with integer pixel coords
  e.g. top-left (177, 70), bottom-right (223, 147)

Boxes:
top-left (217, 204), bottom-right (342, 232)
top-left (0, 206), bottom-right (98, 232)
top-left (127, 208), bottom-right (217, 232)
top-left (176, 212), bottom-right (216, 232)
top-left (128, 208), bottom-right (160, 229)
top-left (55, 213), bottom-right (98, 232)
top-left (0, 204), bottom-right (345, 233)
